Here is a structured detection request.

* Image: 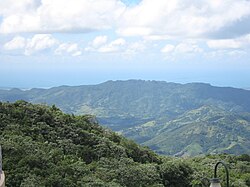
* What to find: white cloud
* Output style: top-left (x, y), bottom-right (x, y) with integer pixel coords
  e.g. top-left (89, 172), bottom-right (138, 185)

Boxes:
top-left (98, 38), bottom-right (126, 53)
top-left (0, 0), bottom-right (250, 42)
top-left (86, 37), bottom-right (145, 54)
top-left (72, 51), bottom-right (82, 57)
top-left (92, 36), bottom-right (108, 48)
top-left (161, 42), bottom-right (202, 54)
top-left (117, 0), bottom-right (250, 39)
top-left (1, 0), bottom-right (250, 59)
top-left (25, 34), bottom-right (58, 55)
top-left (161, 44), bottom-right (175, 53)
top-left (4, 34), bottom-right (58, 55)
top-left (206, 49), bottom-right (247, 59)
top-left (143, 35), bottom-right (171, 41)
top-left (1, 0), bottom-right (250, 40)
top-left (207, 34), bottom-right (250, 49)
top-left (0, 0), bottom-right (39, 15)
top-left (4, 36), bottom-right (26, 50)
top-left (55, 43), bottom-right (82, 56)
top-left (0, 0), bottom-right (41, 33)
top-left (175, 43), bottom-right (203, 53)
top-left (125, 41), bottom-right (146, 54)
top-left (85, 35), bottom-right (108, 51)
top-left (0, 0), bottom-right (125, 34)
top-left (227, 50), bottom-right (246, 57)
top-left (3, 34), bottom-right (84, 56)
top-left (207, 40), bottom-right (242, 49)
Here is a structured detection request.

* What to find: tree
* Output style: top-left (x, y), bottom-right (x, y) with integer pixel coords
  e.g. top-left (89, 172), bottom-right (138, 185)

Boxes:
top-left (160, 160), bottom-right (193, 187)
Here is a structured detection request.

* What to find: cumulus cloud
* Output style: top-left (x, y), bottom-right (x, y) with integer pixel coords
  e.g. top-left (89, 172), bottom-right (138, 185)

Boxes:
top-left (85, 36), bottom-right (126, 53)
top-left (85, 35), bottom-right (108, 51)
top-left (161, 41), bottom-right (203, 54)
top-left (1, 0), bottom-right (250, 59)
top-left (207, 34), bottom-right (250, 49)
top-left (3, 34), bottom-right (58, 55)
top-left (55, 43), bottom-right (82, 56)
top-left (175, 43), bottom-right (203, 53)
top-left (0, 0), bottom-right (125, 34)
top-left (1, 0), bottom-right (250, 40)
top-left (25, 34), bottom-right (58, 55)
top-left (92, 36), bottom-right (108, 48)
top-left (86, 36), bottom-right (145, 54)
top-left (0, 0), bottom-right (42, 33)
top-left (143, 35), bottom-right (171, 41)
top-left (4, 36), bottom-right (26, 50)
top-left (161, 44), bottom-right (175, 53)
top-left (125, 41), bottom-right (146, 54)
top-left (98, 38), bottom-right (126, 53)
top-left (207, 40), bottom-right (242, 49)
top-left (117, 0), bottom-right (250, 39)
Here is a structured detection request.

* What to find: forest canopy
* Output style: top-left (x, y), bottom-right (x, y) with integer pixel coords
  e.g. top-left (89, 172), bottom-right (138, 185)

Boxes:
top-left (0, 101), bottom-right (249, 187)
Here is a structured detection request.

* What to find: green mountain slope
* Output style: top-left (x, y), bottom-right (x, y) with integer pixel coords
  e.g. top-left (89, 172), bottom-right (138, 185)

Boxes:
top-left (0, 80), bottom-right (250, 156)
top-left (125, 106), bottom-right (250, 156)
top-left (1, 101), bottom-right (250, 187)
top-left (0, 101), bottom-right (163, 186)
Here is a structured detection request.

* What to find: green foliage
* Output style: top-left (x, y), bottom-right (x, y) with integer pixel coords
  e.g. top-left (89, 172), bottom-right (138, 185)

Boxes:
top-left (238, 154), bottom-right (250, 162)
top-left (0, 101), bottom-right (160, 186)
top-left (189, 154), bottom-right (250, 187)
top-left (0, 101), bottom-right (249, 186)
top-left (96, 157), bottom-right (162, 187)
top-left (142, 105), bottom-right (250, 156)
top-left (159, 160), bottom-right (193, 187)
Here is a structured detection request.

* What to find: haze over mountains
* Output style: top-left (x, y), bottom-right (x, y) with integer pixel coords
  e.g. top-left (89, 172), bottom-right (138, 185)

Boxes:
top-left (0, 80), bottom-right (250, 156)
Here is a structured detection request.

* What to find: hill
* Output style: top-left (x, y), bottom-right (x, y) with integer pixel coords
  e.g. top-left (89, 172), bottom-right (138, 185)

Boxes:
top-left (125, 105), bottom-right (250, 156)
top-left (0, 101), bottom-right (249, 186)
top-left (0, 101), bottom-right (161, 186)
top-left (0, 80), bottom-right (250, 156)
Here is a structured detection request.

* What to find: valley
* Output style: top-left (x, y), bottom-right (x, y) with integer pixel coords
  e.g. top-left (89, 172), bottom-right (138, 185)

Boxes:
top-left (1, 80), bottom-right (250, 156)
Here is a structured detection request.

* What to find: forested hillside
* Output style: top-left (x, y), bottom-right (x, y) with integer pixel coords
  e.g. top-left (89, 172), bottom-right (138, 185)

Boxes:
top-left (125, 105), bottom-right (250, 156)
top-left (0, 101), bottom-right (180, 186)
top-left (0, 80), bottom-right (250, 156)
top-left (0, 101), bottom-right (249, 186)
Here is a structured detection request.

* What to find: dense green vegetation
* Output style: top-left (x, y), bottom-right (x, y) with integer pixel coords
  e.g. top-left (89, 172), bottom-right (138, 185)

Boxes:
top-left (0, 101), bottom-right (249, 186)
top-left (0, 80), bottom-right (250, 156)
top-left (126, 105), bottom-right (250, 156)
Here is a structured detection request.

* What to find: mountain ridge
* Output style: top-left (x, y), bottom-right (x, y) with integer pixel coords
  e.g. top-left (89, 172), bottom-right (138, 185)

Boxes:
top-left (1, 80), bottom-right (250, 156)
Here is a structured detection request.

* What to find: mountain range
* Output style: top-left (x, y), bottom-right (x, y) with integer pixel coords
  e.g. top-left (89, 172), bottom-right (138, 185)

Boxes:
top-left (0, 80), bottom-right (250, 156)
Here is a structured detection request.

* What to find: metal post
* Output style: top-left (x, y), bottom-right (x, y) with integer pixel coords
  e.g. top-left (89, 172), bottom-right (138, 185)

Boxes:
top-left (214, 161), bottom-right (229, 187)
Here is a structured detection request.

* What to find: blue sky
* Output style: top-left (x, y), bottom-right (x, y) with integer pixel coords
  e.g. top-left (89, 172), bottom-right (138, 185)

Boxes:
top-left (0, 0), bottom-right (250, 88)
